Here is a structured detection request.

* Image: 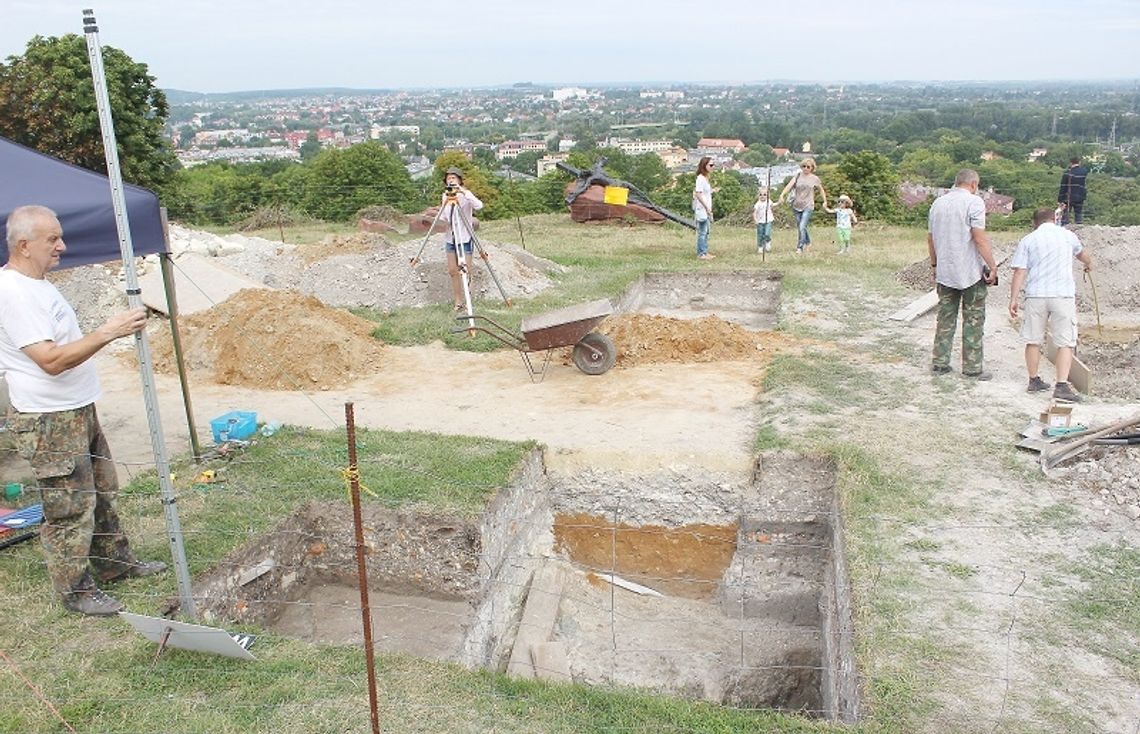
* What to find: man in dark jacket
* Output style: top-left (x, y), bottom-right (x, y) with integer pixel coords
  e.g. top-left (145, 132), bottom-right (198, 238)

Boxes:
top-left (1057, 157), bottom-right (1089, 225)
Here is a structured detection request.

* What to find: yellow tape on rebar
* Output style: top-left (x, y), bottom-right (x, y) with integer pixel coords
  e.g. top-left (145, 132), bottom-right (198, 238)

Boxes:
top-left (340, 466), bottom-right (377, 500)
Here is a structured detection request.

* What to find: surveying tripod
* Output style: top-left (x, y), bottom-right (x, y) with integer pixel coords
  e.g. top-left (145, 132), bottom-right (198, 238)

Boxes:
top-left (410, 187), bottom-right (512, 333)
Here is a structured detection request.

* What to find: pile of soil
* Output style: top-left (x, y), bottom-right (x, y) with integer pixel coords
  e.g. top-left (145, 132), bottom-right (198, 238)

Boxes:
top-left (150, 289), bottom-right (384, 390)
top-left (600, 314), bottom-right (764, 368)
top-left (198, 226), bottom-right (562, 310)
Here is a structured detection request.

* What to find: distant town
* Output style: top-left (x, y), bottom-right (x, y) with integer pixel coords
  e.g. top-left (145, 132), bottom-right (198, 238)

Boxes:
top-left (167, 81), bottom-right (1140, 196)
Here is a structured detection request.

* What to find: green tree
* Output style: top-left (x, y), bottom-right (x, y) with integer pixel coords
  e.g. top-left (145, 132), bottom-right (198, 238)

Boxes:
top-left (299, 132), bottom-right (321, 161)
top-left (507, 149), bottom-right (543, 176)
top-left (828, 150), bottom-right (900, 221)
top-left (898, 149), bottom-right (956, 184)
top-left (0, 34), bottom-right (175, 191)
top-left (433, 151), bottom-right (497, 209)
top-left (302, 142), bottom-right (418, 221)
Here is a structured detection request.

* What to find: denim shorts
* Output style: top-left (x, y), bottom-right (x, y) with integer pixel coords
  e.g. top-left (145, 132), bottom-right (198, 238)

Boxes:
top-left (445, 241), bottom-right (473, 255)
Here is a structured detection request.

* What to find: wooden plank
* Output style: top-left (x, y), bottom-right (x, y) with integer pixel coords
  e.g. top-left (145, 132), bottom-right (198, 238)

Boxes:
top-left (1043, 338), bottom-right (1091, 395)
top-left (530, 641), bottom-right (572, 683)
top-left (505, 562), bottom-right (565, 679)
top-left (138, 252), bottom-right (269, 316)
top-left (889, 290), bottom-right (938, 322)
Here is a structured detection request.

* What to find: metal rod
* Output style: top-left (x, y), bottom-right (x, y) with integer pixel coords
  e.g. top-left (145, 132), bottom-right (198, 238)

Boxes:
top-left (453, 201), bottom-right (512, 307)
top-left (345, 402), bottom-right (381, 734)
top-left (158, 210), bottom-right (201, 461)
top-left (83, 9), bottom-right (196, 619)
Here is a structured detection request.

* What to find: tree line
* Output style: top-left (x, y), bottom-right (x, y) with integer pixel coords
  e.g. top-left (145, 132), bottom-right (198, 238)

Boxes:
top-left (3, 35), bottom-right (1138, 231)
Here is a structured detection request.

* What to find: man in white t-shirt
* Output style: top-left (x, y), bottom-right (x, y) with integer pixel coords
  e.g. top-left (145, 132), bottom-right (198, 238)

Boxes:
top-left (1008, 207), bottom-right (1093, 403)
top-left (0, 205), bottom-right (165, 616)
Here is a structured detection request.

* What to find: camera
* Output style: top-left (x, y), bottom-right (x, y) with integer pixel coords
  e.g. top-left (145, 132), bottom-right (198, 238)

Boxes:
top-left (983, 265), bottom-right (998, 286)
top-left (445, 184), bottom-right (460, 195)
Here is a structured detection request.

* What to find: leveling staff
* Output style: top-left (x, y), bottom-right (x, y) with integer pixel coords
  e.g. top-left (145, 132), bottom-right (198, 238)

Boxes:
top-left (439, 166), bottom-right (484, 311)
top-left (0, 205), bottom-right (166, 617)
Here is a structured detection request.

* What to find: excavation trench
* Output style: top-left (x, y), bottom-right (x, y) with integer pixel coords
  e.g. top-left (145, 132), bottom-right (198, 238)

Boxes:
top-left (190, 271), bottom-right (859, 721)
top-left (193, 452), bottom-right (860, 722)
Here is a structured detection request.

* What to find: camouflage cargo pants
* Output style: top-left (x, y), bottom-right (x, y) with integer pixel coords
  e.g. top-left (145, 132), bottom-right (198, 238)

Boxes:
top-left (932, 280), bottom-right (988, 375)
top-left (8, 404), bottom-right (136, 596)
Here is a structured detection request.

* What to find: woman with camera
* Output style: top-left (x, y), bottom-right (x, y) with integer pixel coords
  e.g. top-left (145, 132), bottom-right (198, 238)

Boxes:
top-left (439, 166), bottom-right (484, 311)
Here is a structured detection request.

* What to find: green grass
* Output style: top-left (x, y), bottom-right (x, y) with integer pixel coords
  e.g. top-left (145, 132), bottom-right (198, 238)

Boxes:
top-left (4, 213), bottom-right (1127, 733)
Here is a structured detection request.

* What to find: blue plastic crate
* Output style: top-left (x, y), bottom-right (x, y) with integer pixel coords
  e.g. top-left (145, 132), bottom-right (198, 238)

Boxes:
top-left (210, 411), bottom-right (257, 443)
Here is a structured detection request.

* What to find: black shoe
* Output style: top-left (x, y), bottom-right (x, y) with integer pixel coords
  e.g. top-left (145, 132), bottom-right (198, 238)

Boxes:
top-left (98, 560), bottom-right (167, 584)
top-left (63, 587), bottom-right (124, 616)
top-left (1027, 376), bottom-right (1050, 393)
top-left (963, 371), bottom-right (993, 381)
top-left (931, 365), bottom-right (952, 375)
top-left (1053, 382), bottom-right (1083, 403)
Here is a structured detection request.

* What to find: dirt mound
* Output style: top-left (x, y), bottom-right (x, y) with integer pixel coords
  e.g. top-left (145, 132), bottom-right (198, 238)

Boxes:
top-left (896, 259), bottom-right (935, 292)
top-left (299, 232), bottom-right (391, 264)
top-left (151, 289), bottom-right (383, 390)
top-left (600, 313), bottom-right (765, 367)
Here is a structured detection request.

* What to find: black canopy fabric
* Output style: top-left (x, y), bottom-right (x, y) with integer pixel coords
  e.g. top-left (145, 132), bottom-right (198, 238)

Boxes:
top-left (0, 135), bottom-right (167, 269)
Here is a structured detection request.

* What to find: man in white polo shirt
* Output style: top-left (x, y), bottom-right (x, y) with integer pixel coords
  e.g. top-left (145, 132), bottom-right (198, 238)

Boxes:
top-left (0, 205), bottom-right (165, 616)
top-left (1008, 207), bottom-right (1093, 403)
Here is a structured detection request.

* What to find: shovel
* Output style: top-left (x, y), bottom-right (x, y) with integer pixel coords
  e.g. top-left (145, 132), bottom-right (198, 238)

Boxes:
top-left (1083, 269), bottom-right (1102, 337)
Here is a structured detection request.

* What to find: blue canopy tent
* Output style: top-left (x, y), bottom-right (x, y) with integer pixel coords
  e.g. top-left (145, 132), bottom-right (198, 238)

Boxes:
top-left (0, 134), bottom-right (200, 458)
top-left (0, 134), bottom-right (167, 266)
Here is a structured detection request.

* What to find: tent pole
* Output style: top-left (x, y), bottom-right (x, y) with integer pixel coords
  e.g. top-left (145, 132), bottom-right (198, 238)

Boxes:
top-left (84, 10), bottom-right (197, 619)
top-left (159, 209), bottom-right (201, 461)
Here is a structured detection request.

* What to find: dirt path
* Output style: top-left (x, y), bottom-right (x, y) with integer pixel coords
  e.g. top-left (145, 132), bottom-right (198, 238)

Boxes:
top-left (97, 341), bottom-right (766, 480)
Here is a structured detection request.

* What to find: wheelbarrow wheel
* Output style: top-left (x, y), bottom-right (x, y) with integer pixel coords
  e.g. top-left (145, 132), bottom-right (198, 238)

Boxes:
top-left (572, 332), bottom-right (616, 375)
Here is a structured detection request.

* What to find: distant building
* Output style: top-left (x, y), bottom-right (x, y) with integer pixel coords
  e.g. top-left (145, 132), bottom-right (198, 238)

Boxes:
top-left (697, 137), bottom-right (746, 154)
top-left (552, 87), bottom-right (590, 102)
top-left (558, 139), bottom-right (577, 153)
top-left (1028, 147), bottom-right (1049, 162)
top-left (604, 137), bottom-right (672, 155)
top-left (496, 140), bottom-right (546, 160)
top-left (980, 150), bottom-right (1001, 161)
top-left (657, 147), bottom-right (688, 168)
top-left (371, 124), bottom-right (420, 138)
top-left (537, 153), bottom-right (570, 176)
top-left (771, 147), bottom-right (791, 158)
top-left (899, 182), bottom-right (1014, 215)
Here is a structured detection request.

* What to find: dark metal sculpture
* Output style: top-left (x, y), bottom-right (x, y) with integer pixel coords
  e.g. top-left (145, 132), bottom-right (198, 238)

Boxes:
top-left (557, 158), bottom-right (696, 230)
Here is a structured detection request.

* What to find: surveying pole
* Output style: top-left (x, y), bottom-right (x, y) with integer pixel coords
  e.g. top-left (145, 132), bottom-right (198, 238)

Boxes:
top-left (83, 9), bottom-right (196, 619)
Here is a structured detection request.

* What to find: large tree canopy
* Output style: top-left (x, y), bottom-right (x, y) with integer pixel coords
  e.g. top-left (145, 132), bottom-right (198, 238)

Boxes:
top-left (0, 34), bottom-right (176, 191)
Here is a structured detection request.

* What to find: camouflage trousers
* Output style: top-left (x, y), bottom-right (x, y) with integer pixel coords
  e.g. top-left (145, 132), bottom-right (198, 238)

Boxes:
top-left (932, 280), bottom-right (988, 374)
top-left (7, 404), bottom-right (137, 596)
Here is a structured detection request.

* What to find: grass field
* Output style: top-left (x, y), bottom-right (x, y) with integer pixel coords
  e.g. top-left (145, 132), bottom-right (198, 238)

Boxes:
top-left (3, 213), bottom-right (1133, 733)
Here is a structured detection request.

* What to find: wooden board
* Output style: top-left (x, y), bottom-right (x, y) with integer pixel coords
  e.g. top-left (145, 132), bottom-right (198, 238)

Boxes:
top-left (889, 290), bottom-right (938, 322)
top-left (1043, 338), bottom-right (1091, 395)
top-left (505, 562), bottom-right (565, 679)
top-left (139, 253), bottom-right (269, 316)
top-left (530, 641), bottom-right (572, 682)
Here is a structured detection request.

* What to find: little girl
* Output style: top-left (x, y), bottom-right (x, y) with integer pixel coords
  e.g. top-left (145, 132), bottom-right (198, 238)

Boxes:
top-left (824, 194), bottom-right (857, 254)
top-left (752, 188), bottom-right (774, 253)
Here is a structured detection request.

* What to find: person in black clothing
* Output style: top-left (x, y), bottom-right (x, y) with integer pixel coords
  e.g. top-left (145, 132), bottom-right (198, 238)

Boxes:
top-left (1057, 157), bottom-right (1089, 225)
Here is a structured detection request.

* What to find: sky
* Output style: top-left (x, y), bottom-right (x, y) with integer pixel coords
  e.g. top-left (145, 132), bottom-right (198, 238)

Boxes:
top-left (3, 1), bottom-right (1140, 93)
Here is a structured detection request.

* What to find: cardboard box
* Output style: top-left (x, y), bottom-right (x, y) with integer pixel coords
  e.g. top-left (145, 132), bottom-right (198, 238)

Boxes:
top-left (1039, 404), bottom-right (1073, 429)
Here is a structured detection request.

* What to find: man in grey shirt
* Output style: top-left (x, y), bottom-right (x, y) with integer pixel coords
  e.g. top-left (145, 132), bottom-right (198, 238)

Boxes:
top-left (927, 169), bottom-right (999, 379)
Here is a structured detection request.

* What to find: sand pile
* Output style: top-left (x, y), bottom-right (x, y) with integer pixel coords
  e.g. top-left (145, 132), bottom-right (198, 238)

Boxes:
top-left (600, 313), bottom-right (764, 368)
top-left (151, 289), bottom-right (383, 390)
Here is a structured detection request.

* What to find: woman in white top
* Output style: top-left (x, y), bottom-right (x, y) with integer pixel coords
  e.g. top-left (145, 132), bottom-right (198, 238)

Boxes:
top-left (692, 157), bottom-right (717, 260)
top-left (439, 166), bottom-right (484, 310)
top-left (778, 157), bottom-right (828, 254)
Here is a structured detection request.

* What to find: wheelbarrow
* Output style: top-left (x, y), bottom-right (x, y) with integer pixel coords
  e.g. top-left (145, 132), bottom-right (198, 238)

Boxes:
top-left (453, 298), bottom-right (617, 382)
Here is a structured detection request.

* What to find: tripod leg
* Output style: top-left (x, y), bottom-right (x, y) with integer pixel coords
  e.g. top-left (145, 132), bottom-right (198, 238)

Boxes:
top-left (454, 204), bottom-right (512, 307)
top-left (457, 246), bottom-right (476, 334)
top-left (410, 202), bottom-right (449, 267)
